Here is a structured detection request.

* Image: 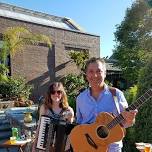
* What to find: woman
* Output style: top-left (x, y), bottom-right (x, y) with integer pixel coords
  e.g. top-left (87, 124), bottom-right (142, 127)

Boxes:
top-left (32, 82), bottom-right (74, 152)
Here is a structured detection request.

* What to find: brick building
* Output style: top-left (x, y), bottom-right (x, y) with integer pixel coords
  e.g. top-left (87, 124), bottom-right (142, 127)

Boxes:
top-left (0, 3), bottom-right (100, 99)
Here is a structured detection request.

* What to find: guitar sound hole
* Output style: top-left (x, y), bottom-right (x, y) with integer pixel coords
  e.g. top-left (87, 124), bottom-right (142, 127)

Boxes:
top-left (97, 126), bottom-right (109, 138)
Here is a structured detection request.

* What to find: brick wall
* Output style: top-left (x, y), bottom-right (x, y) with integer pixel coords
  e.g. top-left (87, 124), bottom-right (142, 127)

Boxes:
top-left (0, 16), bottom-right (100, 100)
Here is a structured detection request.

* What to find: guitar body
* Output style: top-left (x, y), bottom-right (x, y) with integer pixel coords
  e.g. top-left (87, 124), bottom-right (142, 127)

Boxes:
top-left (69, 112), bottom-right (126, 152)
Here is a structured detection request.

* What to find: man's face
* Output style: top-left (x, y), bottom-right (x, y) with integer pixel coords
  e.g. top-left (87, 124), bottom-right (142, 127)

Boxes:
top-left (86, 61), bottom-right (106, 87)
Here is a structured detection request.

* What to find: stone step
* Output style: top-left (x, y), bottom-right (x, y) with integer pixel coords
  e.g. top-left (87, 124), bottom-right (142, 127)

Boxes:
top-left (0, 145), bottom-right (18, 152)
top-left (0, 119), bottom-right (10, 125)
top-left (0, 111), bottom-right (6, 120)
top-left (0, 131), bottom-right (11, 140)
top-left (0, 124), bottom-right (11, 131)
top-left (0, 115), bottom-right (6, 120)
top-left (0, 112), bottom-right (6, 115)
top-left (0, 111), bottom-right (10, 124)
top-left (0, 110), bottom-right (5, 114)
top-left (0, 148), bottom-right (18, 152)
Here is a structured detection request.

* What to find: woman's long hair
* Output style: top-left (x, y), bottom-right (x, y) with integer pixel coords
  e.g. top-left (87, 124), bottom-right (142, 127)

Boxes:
top-left (44, 82), bottom-right (69, 110)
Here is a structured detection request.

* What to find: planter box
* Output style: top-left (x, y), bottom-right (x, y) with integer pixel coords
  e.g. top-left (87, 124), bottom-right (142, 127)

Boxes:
top-left (0, 100), bottom-right (14, 110)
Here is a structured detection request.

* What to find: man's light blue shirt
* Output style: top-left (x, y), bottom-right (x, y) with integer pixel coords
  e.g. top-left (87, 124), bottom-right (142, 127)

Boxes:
top-left (76, 84), bottom-right (128, 151)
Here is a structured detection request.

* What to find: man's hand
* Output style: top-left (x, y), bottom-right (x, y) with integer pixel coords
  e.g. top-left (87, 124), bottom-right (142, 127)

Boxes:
top-left (121, 110), bottom-right (138, 127)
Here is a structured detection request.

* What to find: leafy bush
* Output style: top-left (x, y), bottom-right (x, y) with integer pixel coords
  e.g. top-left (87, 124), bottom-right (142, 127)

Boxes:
top-left (122, 127), bottom-right (137, 152)
top-left (121, 85), bottom-right (138, 151)
top-left (124, 85), bottom-right (138, 104)
top-left (123, 57), bottom-right (152, 151)
top-left (135, 57), bottom-right (152, 143)
top-left (62, 74), bottom-right (88, 112)
top-left (0, 76), bottom-right (33, 100)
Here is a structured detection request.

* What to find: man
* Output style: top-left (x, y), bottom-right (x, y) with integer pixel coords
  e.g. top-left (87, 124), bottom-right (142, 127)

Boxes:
top-left (76, 57), bottom-right (137, 152)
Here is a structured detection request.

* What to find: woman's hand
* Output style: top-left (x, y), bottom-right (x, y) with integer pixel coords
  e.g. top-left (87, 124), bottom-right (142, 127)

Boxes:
top-left (62, 107), bottom-right (74, 123)
top-left (63, 111), bottom-right (74, 123)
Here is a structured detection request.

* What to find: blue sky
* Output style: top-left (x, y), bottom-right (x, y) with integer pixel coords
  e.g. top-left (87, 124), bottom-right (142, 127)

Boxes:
top-left (1, 0), bottom-right (135, 58)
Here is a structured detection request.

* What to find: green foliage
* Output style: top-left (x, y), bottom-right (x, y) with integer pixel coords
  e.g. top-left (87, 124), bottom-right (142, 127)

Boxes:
top-left (113, 0), bottom-right (152, 85)
top-left (0, 76), bottom-right (33, 100)
top-left (122, 85), bottom-right (138, 151)
top-left (137, 57), bottom-right (152, 94)
top-left (63, 50), bottom-right (89, 111)
top-left (112, 1), bottom-right (152, 150)
top-left (105, 80), bottom-right (113, 87)
top-left (1, 26), bottom-right (51, 63)
top-left (62, 74), bottom-right (88, 112)
top-left (134, 57), bottom-right (152, 143)
top-left (68, 50), bottom-right (89, 71)
top-left (0, 64), bottom-right (9, 82)
top-left (122, 127), bottom-right (137, 152)
top-left (0, 64), bottom-right (9, 75)
top-left (124, 85), bottom-right (138, 104)
top-left (0, 74), bottom-right (8, 82)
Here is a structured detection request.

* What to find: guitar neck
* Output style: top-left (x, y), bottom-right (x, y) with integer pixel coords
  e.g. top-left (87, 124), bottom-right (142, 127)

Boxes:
top-left (126, 89), bottom-right (152, 111)
top-left (107, 89), bottom-right (152, 129)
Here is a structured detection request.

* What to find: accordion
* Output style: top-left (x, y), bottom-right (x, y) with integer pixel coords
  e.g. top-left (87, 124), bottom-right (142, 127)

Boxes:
top-left (36, 115), bottom-right (75, 152)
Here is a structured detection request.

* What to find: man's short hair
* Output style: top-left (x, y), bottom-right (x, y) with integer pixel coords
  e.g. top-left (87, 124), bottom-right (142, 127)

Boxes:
top-left (85, 57), bottom-right (106, 72)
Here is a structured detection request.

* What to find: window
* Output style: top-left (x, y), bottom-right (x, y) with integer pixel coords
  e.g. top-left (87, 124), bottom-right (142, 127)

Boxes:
top-left (65, 46), bottom-right (89, 71)
top-left (0, 40), bottom-right (11, 75)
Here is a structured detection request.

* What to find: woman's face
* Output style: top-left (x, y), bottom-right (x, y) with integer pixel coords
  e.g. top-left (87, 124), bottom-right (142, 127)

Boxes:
top-left (50, 86), bottom-right (63, 104)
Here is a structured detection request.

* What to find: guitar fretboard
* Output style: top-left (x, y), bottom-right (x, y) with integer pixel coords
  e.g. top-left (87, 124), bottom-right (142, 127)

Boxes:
top-left (126, 89), bottom-right (152, 111)
top-left (107, 89), bottom-right (152, 129)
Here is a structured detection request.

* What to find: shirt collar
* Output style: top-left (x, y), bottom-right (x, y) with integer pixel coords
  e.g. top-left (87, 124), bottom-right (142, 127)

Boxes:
top-left (87, 83), bottom-right (109, 96)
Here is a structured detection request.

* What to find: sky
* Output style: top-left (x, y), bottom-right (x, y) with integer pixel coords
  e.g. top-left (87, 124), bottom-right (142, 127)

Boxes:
top-left (1, 0), bottom-right (135, 58)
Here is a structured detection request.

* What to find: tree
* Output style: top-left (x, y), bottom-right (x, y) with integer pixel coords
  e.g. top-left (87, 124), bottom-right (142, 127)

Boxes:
top-left (112, 1), bottom-right (152, 151)
top-left (122, 85), bottom-right (138, 152)
top-left (135, 57), bottom-right (152, 143)
top-left (0, 26), bottom-right (51, 102)
top-left (0, 26), bottom-right (51, 63)
top-left (113, 0), bottom-right (152, 85)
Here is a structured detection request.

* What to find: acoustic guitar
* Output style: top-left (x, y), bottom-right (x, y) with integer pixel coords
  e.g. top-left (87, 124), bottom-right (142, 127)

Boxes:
top-left (69, 89), bottom-right (152, 152)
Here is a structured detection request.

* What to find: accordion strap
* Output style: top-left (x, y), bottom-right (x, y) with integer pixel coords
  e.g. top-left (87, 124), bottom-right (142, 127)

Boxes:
top-left (48, 108), bottom-right (66, 119)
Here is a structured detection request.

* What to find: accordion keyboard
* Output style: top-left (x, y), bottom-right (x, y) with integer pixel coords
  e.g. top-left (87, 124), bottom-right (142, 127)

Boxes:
top-left (36, 115), bottom-right (76, 152)
top-left (36, 115), bottom-right (51, 150)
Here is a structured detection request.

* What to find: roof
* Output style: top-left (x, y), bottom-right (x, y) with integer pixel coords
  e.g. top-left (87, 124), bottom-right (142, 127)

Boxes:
top-left (105, 59), bottom-right (122, 72)
top-left (0, 2), bottom-right (85, 32)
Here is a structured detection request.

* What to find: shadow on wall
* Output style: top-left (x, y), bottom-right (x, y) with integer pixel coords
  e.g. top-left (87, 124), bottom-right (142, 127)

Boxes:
top-left (55, 60), bottom-right (72, 81)
top-left (28, 45), bottom-right (55, 102)
top-left (28, 45), bottom-right (72, 102)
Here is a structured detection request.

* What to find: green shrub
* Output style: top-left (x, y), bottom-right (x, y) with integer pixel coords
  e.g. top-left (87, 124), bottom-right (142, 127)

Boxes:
top-left (123, 57), bottom-right (152, 151)
top-left (124, 85), bottom-right (138, 104)
top-left (0, 76), bottom-right (33, 100)
top-left (135, 57), bottom-right (152, 143)
top-left (122, 127), bottom-right (137, 152)
top-left (62, 74), bottom-right (88, 112)
top-left (122, 85), bottom-right (138, 152)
